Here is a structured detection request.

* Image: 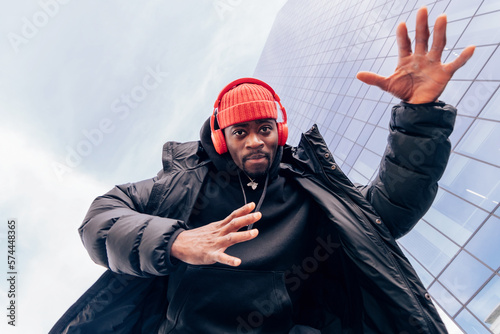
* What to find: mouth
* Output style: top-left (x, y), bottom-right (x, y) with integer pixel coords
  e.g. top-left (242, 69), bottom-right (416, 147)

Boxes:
top-left (244, 152), bottom-right (269, 162)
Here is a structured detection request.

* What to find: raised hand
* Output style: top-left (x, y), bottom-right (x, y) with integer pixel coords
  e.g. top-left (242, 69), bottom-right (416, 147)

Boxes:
top-left (356, 7), bottom-right (475, 104)
top-left (170, 202), bottom-right (261, 267)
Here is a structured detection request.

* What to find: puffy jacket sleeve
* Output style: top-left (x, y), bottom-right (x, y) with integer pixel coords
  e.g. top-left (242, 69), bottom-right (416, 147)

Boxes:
top-left (78, 177), bottom-right (185, 277)
top-left (358, 101), bottom-right (456, 239)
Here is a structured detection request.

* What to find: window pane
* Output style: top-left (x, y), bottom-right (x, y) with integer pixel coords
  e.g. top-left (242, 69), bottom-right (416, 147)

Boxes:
top-left (477, 0), bottom-right (500, 14)
top-left (423, 188), bottom-right (489, 245)
top-left (440, 80), bottom-right (472, 106)
top-left (445, 0), bottom-right (482, 20)
top-left (335, 137), bottom-right (354, 162)
top-left (353, 148), bottom-right (380, 179)
top-left (439, 251), bottom-right (493, 303)
top-left (446, 45), bottom-right (496, 80)
top-left (344, 118), bottom-right (365, 141)
top-left (466, 216), bottom-right (500, 269)
top-left (479, 46), bottom-right (500, 81)
top-left (456, 82), bottom-right (498, 117)
top-left (365, 127), bottom-right (388, 156)
top-left (429, 281), bottom-right (463, 317)
top-left (479, 87), bottom-right (500, 121)
top-left (440, 154), bottom-right (500, 211)
top-left (456, 11), bottom-right (500, 48)
top-left (467, 275), bottom-right (500, 331)
top-left (356, 123), bottom-right (375, 147)
top-left (449, 115), bottom-right (474, 149)
top-left (456, 308), bottom-right (491, 334)
top-left (401, 247), bottom-right (435, 287)
top-left (347, 168), bottom-right (369, 185)
top-left (455, 119), bottom-right (500, 166)
top-left (399, 221), bottom-right (459, 276)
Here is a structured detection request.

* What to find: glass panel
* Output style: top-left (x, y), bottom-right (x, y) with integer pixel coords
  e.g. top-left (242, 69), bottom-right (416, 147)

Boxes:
top-left (345, 143), bottom-right (363, 167)
top-left (400, 246), bottom-right (435, 287)
top-left (466, 216), bottom-right (500, 269)
top-left (446, 45), bottom-right (496, 80)
top-left (455, 119), bottom-right (500, 166)
top-left (449, 115), bottom-right (474, 149)
top-left (347, 168), bottom-right (369, 185)
top-left (344, 118), bottom-right (365, 142)
top-left (440, 80), bottom-right (472, 106)
top-left (423, 188), bottom-right (488, 245)
top-left (434, 302), bottom-right (466, 334)
top-left (352, 148), bottom-right (380, 179)
top-left (468, 275), bottom-right (500, 331)
top-left (477, 0), bottom-right (500, 15)
top-left (443, 0), bottom-right (482, 20)
top-left (455, 308), bottom-right (491, 334)
top-left (429, 281), bottom-right (463, 316)
top-left (440, 154), bottom-right (500, 211)
top-left (367, 102), bottom-right (389, 125)
top-left (456, 81), bottom-right (499, 117)
top-left (354, 99), bottom-right (377, 121)
top-left (356, 123), bottom-right (375, 147)
top-left (377, 106), bottom-right (392, 129)
top-left (444, 18), bottom-right (470, 49)
top-left (365, 126), bottom-right (388, 156)
top-left (335, 137), bottom-right (355, 162)
top-left (338, 116), bottom-right (352, 135)
top-left (479, 87), bottom-right (500, 121)
top-left (330, 113), bottom-right (345, 133)
top-left (398, 221), bottom-right (459, 276)
top-left (456, 11), bottom-right (500, 48)
top-left (439, 251), bottom-right (493, 303)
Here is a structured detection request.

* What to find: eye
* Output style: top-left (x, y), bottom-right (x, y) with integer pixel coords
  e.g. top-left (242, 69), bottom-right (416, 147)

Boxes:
top-left (232, 129), bottom-right (246, 136)
top-left (260, 125), bottom-right (273, 134)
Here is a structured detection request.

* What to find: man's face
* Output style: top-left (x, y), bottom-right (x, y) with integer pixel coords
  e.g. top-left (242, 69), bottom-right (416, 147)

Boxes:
top-left (223, 119), bottom-right (279, 179)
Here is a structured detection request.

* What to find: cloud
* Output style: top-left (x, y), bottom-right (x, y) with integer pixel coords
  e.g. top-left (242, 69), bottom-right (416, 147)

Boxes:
top-left (0, 1), bottom-right (287, 332)
top-left (0, 125), bottom-right (107, 333)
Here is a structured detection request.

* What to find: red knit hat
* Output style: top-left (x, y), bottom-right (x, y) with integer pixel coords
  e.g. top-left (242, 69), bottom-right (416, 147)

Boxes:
top-left (216, 83), bottom-right (278, 129)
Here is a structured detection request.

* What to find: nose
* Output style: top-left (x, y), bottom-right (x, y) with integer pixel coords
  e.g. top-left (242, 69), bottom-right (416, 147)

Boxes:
top-left (245, 131), bottom-right (264, 149)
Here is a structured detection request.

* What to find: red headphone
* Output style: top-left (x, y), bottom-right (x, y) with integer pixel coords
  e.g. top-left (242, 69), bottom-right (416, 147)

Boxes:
top-left (210, 78), bottom-right (288, 155)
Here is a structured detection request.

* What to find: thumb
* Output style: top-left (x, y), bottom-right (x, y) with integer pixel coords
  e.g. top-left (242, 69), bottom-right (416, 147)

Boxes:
top-left (356, 71), bottom-right (387, 90)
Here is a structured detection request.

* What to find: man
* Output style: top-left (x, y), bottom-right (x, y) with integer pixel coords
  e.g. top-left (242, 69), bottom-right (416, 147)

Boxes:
top-left (51, 7), bottom-right (474, 334)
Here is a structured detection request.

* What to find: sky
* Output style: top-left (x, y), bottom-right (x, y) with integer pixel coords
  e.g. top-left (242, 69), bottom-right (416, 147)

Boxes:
top-left (0, 1), bottom-right (288, 332)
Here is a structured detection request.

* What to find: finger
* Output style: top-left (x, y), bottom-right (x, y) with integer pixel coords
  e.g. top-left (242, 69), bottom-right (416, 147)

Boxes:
top-left (223, 212), bottom-right (262, 233)
top-left (356, 71), bottom-right (388, 91)
top-left (226, 202), bottom-right (256, 221)
top-left (396, 22), bottom-right (412, 58)
top-left (444, 45), bottom-right (476, 74)
top-left (214, 252), bottom-right (242, 267)
top-left (220, 229), bottom-right (259, 248)
top-left (414, 7), bottom-right (430, 55)
top-left (428, 14), bottom-right (447, 62)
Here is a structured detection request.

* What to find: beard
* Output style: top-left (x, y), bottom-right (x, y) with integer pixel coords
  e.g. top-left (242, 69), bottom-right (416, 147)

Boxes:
top-left (242, 153), bottom-right (271, 179)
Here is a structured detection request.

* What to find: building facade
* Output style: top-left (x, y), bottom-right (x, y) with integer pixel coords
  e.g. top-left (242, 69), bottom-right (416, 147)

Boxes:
top-left (254, 0), bottom-right (500, 332)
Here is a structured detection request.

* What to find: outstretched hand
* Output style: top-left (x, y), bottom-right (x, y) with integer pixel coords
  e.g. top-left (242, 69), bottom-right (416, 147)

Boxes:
top-left (356, 7), bottom-right (475, 104)
top-left (171, 202), bottom-right (260, 267)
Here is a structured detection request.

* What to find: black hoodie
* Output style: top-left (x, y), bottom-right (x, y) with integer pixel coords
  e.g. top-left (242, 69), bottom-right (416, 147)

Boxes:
top-left (161, 118), bottom-right (321, 333)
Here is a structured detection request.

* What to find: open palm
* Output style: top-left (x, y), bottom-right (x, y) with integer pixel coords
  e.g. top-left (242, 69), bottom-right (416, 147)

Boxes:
top-left (357, 7), bottom-right (475, 104)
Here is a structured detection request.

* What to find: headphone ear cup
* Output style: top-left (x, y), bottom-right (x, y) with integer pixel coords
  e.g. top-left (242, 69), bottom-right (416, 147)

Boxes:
top-left (277, 122), bottom-right (288, 146)
top-left (211, 129), bottom-right (227, 154)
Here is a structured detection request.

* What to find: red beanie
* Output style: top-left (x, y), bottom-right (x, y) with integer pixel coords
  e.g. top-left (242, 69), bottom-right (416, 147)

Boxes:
top-left (217, 83), bottom-right (278, 129)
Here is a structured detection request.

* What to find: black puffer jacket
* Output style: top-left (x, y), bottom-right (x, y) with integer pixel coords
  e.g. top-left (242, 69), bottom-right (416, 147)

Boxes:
top-left (51, 101), bottom-right (455, 333)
